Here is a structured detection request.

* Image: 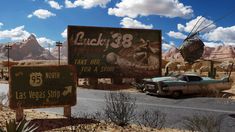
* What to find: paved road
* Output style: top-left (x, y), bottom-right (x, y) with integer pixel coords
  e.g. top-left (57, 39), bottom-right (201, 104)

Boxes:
top-left (1, 84), bottom-right (235, 131)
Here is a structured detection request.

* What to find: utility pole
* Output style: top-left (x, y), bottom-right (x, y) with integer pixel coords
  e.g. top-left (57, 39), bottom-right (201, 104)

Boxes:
top-left (56, 41), bottom-right (62, 65)
top-left (48, 43), bottom-right (51, 55)
top-left (5, 44), bottom-right (12, 77)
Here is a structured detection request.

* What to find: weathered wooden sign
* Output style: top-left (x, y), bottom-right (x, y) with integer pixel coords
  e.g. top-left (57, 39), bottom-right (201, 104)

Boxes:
top-left (68, 25), bottom-right (162, 78)
top-left (9, 65), bottom-right (77, 109)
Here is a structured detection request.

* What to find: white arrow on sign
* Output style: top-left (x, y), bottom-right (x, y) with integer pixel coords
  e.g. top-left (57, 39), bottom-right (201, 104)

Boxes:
top-left (62, 86), bottom-right (72, 96)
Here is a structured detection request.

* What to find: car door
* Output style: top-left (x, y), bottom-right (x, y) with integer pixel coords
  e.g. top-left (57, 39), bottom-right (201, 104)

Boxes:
top-left (186, 75), bottom-right (203, 94)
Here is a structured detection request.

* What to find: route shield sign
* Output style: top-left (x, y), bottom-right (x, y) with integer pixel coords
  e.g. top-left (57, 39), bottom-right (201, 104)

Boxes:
top-left (9, 65), bottom-right (77, 109)
top-left (68, 25), bottom-right (162, 78)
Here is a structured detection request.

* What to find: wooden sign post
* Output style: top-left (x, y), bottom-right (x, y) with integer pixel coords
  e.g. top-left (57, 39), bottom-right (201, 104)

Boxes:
top-left (9, 65), bottom-right (77, 121)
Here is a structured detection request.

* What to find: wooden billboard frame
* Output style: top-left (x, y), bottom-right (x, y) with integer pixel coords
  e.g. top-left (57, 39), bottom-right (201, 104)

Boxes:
top-left (9, 65), bottom-right (77, 121)
top-left (67, 25), bottom-right (162, 80)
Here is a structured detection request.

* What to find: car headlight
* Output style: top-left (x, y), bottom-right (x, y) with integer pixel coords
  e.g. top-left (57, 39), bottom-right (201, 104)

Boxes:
top-left (162, 87), bottom-right (169, 91)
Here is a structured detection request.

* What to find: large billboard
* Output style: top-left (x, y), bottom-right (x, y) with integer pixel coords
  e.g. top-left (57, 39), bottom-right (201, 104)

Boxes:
top-left (68, 26), bottom-right (162, 78)
top-left (9, 65), bottom-right (77, 109)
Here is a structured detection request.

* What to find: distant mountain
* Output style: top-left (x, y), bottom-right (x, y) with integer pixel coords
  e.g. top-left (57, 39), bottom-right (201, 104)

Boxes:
top-left (162, 47), bottom-right (183, 60)
top-left (205, 45), bottom-right (235, 60)
top-left (0, 34), bottom-right (56, 61)
top-left (163, 45), bottom-right (235, 61)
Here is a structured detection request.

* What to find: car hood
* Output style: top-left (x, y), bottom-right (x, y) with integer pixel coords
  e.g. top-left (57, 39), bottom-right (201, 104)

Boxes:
top-left (143, 77), bottom-right (177, 82)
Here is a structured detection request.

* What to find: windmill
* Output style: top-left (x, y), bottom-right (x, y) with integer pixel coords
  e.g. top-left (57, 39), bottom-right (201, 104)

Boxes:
top-left (179, 16), bottom-right (206, 64)
top-left (178, 9), bottom-right (235, 64)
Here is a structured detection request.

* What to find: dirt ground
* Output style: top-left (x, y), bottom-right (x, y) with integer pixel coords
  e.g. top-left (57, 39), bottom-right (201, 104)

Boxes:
top-left (0, 106), bottom-right (185, 132)
top-left (1, 60), bottom-right (235, 131)
top-left (215, 72), bottom-right (235, 99)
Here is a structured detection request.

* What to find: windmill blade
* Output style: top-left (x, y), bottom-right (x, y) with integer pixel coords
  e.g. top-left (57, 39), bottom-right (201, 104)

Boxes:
top-left (186, 16), bottom-right (204, 40)
top-left (196, 8), bottom-right (235, 33)
top-left (192, 17), bottom-right (207, 34)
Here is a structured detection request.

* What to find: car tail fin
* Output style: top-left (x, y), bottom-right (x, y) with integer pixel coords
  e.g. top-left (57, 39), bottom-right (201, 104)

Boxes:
top-left (221, 76), bottom-right (229, 82)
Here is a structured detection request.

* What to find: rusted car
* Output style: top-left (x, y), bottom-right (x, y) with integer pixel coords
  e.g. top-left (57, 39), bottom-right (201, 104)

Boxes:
top-left (136, 73), bottom-right (231, 98)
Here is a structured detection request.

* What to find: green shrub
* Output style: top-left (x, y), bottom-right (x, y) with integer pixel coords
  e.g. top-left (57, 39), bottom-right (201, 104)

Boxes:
top-left (6, 118), bottom-right (38, 132)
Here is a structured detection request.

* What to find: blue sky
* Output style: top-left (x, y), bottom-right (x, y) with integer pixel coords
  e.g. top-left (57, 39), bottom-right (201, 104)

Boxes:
top-left (0, 0), bottom-right (235, 50)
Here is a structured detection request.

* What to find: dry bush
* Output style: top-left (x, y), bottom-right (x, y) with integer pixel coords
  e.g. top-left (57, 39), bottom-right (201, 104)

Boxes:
top-left (138, 109), bottom-right (166, 130)
top-left (104, 92), bottom-right (136, 126)
top-left (182, 114), bottom-right (225, 132)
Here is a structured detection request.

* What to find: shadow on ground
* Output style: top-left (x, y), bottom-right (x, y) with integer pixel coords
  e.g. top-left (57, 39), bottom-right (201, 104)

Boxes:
top-left (30, 118), bottom-right (99, 131)
top-left (79, 84), bottom-right (133, 91)
top-left (147, 92), bottom-right (235, 99)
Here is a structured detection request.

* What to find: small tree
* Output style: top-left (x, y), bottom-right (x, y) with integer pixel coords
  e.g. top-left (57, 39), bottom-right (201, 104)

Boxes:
top-left (104, 92), bottom-right (136, 126)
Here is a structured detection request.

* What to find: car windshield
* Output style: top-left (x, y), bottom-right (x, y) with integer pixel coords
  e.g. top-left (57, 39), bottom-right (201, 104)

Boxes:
top-left (177, 75), bottom-right (202, 82)
top-left (187, 75), bottom-right (202, 82)
top-left (178, 75), bottom-right (188, 81)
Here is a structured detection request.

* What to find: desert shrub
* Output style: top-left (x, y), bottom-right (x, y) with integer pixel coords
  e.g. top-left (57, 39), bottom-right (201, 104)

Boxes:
top-left (104, 92), bottom-right (136, 126)
top-left (182, 114), bottom-right (224, 132)
top-left (6, 117), bottom-right (38, 132)
top-left (138, 109), bottom-right (166, 130)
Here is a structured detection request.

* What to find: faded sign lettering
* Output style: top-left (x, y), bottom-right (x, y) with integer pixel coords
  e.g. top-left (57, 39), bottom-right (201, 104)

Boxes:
top-left (68, 26), bottom-right (162, 78)
top-left (9, 65), bottom-right (77, 109)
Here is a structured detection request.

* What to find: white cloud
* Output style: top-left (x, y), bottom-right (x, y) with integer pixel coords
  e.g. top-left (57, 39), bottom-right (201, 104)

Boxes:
top-left (65, 0), bottom-right (76, 8)
top-left (167, 31), bottom-right (187, 39)
top-left (61, 28), bottom-right (67, 38)
top-left (0, 22), bottom-right (3, 28)
top-left (162, 41), bottom-right (175, 51)
top-left (120, 17), bottom-right (153, 29)
top-left (0, 25), bottom-right (56, 49)
top-left (108, 0), bottom-right (193, 18)
top-left (0, 26), bottom-right (30, 41)
top-left (27, 14), bottom-right (33, 18)
top-left (177, 16), bottom-right (216, 33)
top-left (28, 9), bottom-right (56, 19)
top-left (204, 42), bottom-right (222, 47)
top-left (65, 0), bottom-right (111, 9)
top-left (203, 26), bottom-right (235, 43)
top-left (37, 37), bottom-right (55, 47)
top-left (47, 0), bottom-right (63, 10)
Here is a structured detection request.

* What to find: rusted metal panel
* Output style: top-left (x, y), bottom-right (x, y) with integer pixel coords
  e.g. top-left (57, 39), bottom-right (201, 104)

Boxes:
top-left (68, 25), bottom-right (162, 78)
top-left (180, 36), bottom-right (204, 64)
top-left (9, 65), bottom-right (77, 109)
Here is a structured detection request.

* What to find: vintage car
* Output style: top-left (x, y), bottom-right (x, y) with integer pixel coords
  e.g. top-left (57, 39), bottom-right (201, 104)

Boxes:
top-left (135, 73), bottom-right (231, 98)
